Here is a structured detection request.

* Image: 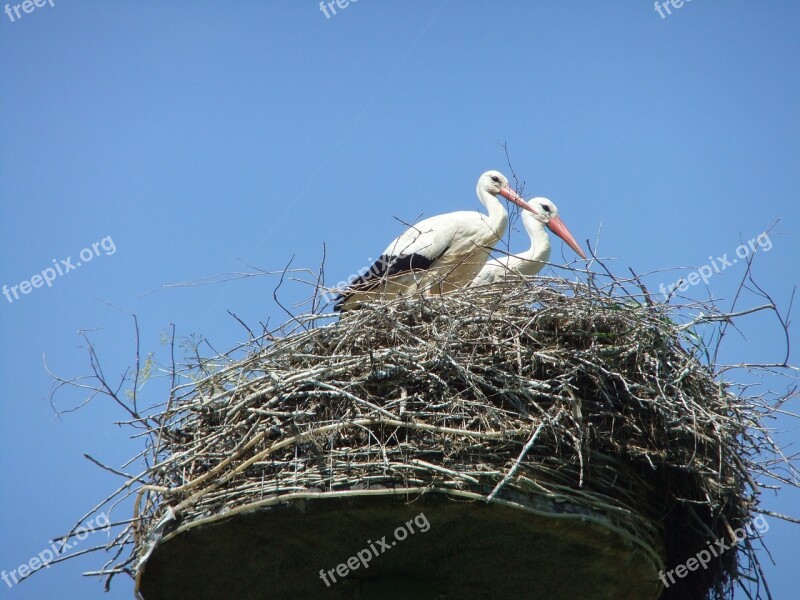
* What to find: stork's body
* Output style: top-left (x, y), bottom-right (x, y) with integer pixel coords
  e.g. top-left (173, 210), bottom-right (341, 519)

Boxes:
top-left (334, 171), bottom-right (533, 311)
top-left (471, 197), bottom-right (586, 287)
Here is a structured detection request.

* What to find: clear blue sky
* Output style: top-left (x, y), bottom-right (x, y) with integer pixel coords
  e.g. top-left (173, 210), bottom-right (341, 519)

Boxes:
top-left (1, 2), bottom-right (798, 598)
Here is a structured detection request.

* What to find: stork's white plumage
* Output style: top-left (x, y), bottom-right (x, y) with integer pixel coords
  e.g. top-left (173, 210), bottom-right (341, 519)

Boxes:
top-left (471, 197), bottom-right (586, 287)
top-left (334, 170), bottom-right (534, 311)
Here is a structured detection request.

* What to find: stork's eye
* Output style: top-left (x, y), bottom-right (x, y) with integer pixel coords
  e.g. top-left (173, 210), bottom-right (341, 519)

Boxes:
top-left (540, 204), bottom-right (551, 212)
top-left (490, 176), bottom-right (501, 183)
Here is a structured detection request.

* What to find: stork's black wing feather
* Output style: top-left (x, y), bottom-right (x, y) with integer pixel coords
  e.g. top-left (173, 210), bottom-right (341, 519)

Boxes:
top-left (333, 248), bottom-right (449, 312)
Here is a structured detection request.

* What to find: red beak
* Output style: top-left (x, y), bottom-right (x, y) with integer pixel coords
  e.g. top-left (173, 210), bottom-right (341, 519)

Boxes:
top-left (499, 187), bottom-right (537, 215)
top-left (546, 215), bottom-right (586, 259)
top-left (500, 188), bottom-right (587, 260)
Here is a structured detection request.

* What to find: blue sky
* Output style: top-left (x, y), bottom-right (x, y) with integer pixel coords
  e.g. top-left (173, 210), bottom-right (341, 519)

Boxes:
top-left (1, 2), bottom-right (798, 598)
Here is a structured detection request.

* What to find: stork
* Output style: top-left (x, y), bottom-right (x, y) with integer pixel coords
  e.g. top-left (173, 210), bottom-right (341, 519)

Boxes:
top-left (334, 170), bottom-right (536, 311)
top-left (471, 197), bottom-right (586, 287)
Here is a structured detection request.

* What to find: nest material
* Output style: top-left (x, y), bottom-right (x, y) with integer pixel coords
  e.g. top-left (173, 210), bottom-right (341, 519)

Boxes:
top-left (119, 278), bottom-right (772, 599)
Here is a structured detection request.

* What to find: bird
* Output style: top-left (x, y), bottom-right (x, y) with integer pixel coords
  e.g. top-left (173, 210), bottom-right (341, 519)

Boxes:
top-left (334, 170), bottom-right (537, 311)
top-left (470, 197), bottom-right (586, 287)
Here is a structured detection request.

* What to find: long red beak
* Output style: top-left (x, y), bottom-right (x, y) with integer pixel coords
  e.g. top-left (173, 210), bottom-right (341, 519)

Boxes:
top-left (500, 188), bottom-right (586, 260)
top-left (499, 187), bottom-right (537, 215)
top-left (547, 215), bottom-right (587, 259)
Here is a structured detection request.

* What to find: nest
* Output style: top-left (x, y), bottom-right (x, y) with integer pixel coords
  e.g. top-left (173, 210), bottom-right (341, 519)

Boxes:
top-left (53, 274), bottom-right (795, 599)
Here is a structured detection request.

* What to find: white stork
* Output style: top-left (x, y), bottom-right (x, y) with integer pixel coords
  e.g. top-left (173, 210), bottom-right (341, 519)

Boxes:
top-left (471, 197), bottom-right (586, 287)
top-left (334, 170), bottom-right (535, 311)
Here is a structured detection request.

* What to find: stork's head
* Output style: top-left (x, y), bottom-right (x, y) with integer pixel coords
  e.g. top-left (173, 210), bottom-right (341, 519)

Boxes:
top-left (479, 170), bottom-right (511, 195)
top-left (524, 197), bottom-right (587, 259)
top-left (478, 170), bottom-right (533, 214)
top-left (525, 197), bottom-right (560, 225)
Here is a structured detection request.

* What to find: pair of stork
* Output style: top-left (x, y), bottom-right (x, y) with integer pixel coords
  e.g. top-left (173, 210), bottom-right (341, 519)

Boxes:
top-left (334, 170), bottom-right (586, 311)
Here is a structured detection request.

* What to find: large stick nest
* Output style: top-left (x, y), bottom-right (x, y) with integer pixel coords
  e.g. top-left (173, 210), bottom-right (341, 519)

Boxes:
top-left (124, 278), bottom-right (777, 600)
top-left (51, 273), bottom-right (796, 599)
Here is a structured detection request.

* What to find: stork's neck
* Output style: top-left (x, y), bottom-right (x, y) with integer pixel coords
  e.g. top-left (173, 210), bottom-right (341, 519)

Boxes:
top-left (520, 212), bottom-right (551, 265)
top-left (477, 187), bottom-right (508, 239)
